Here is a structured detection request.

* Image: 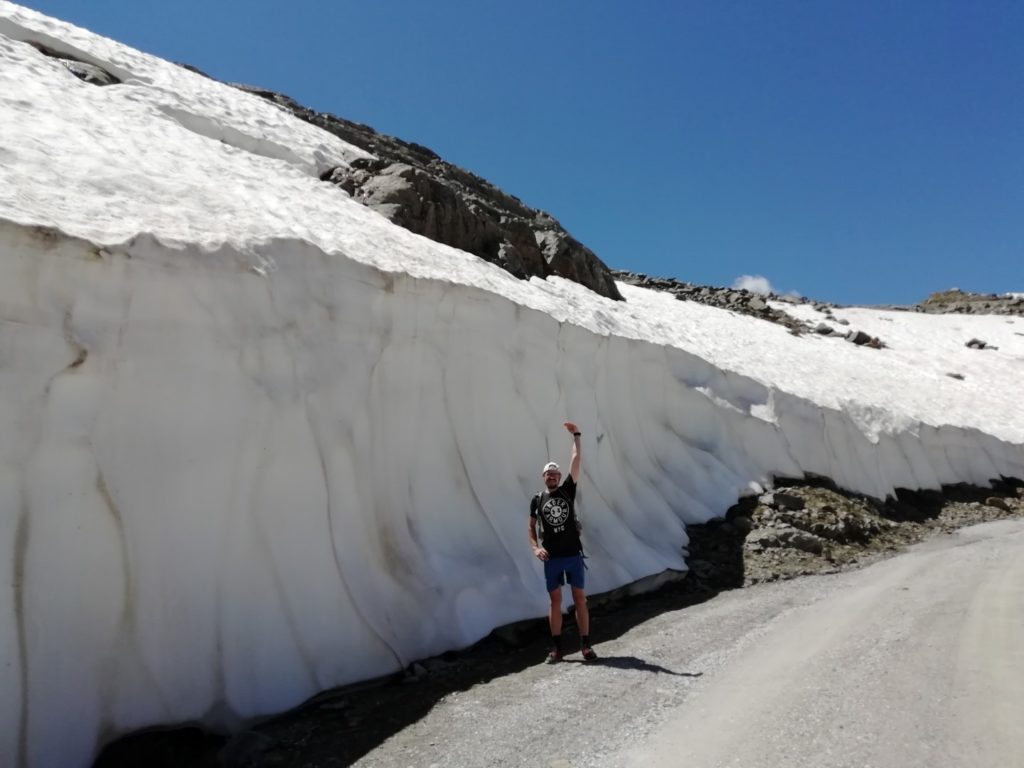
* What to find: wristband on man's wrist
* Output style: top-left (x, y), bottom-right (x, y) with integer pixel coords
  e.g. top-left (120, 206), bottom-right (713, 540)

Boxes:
top-left (573, 432), bottom-right (581, 436)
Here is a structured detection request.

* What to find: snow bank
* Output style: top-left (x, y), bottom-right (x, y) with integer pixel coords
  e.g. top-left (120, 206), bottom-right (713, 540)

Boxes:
top-left (1, 4), bottom-right (1022, 766)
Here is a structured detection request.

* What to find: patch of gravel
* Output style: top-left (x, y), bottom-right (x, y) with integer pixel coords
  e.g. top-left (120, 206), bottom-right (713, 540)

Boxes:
top-left (684, 475), bottom-right (1024, 591)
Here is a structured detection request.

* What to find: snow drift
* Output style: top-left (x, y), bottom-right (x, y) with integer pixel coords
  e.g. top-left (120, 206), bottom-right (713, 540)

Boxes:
top-left (1, 4), bottom-right (1022, 766)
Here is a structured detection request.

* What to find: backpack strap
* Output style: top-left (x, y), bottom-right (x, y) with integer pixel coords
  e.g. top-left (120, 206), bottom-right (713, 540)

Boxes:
top-left (533, 490), bottom-right (549, 539)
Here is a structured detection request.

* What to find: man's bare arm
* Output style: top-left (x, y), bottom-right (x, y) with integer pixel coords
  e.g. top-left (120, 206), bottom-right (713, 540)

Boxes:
top-left (564, 421), bottom-right (581, 482)
top-left (529, 518), bottom-right (548, 560)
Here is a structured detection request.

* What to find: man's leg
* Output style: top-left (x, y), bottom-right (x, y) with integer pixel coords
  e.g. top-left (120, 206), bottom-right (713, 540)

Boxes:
top-left (548, 587), bottom-right (563, 635)
top-left (568, 556), bottom-right (596, 660)
top-left (544, 559), bottom-right (571, 662)
top-left (570, 586), bottom-right (589, 637)
top-left (547, 587), bottom-right (564, 661)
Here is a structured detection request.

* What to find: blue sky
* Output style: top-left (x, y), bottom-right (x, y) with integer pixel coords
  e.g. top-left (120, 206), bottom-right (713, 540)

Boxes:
top-left (22, 1), bottom-right (1023, 304)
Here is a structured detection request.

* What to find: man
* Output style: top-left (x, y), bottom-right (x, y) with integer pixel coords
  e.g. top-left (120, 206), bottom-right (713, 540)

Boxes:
top-left (529, 421), bottom-right (596, 663)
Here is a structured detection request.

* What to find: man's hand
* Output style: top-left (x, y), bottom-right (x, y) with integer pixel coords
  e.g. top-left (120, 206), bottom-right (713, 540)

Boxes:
top-left (564, 421), bottom-right (579, 435)
top-left (533, 546), bottom-right (550, 561)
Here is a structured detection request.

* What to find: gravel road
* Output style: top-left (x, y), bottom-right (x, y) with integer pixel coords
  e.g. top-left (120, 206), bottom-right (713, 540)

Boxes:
top-left (353, 519), bottom-right (1024, 768)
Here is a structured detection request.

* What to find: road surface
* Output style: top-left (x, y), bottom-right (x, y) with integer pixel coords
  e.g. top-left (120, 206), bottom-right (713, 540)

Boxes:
top-left (354, 520), bottom-right (1024, 768)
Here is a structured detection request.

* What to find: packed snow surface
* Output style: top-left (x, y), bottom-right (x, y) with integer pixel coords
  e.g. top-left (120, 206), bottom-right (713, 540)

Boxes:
top-left (1, 4), bottom-right (1022, 766)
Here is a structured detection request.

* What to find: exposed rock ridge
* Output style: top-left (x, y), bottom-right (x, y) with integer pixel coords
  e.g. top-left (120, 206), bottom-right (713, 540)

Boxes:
top-left (613, 270), bottom-right (1024, 350)
top-left (612, 269), bottom-right (821, 334)
top-left (224, 82), bottom-right (622, 301)
top-left (615, 272), bottom-right (1024, 318)
top-left (908, 288), bottom-right (1024, 316)
top-left (685, 474), bottom-right (1024, 591)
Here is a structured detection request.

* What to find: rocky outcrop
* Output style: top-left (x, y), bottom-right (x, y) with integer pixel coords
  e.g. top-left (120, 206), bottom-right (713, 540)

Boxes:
top-left (613, 271), bottom-right (899, 348)
top-left (682, 475), bottom-right (1024, 591)
top-left (914, 288), bottom-right (1024, 316)
top-left (612, 270), bottom-right (812, 334)
top-left (225, 83), bottom-right (623, 301)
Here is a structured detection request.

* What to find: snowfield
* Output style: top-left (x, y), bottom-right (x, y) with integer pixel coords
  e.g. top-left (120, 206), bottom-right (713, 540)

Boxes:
top-left (1, 3), bottom-right (1022, 766)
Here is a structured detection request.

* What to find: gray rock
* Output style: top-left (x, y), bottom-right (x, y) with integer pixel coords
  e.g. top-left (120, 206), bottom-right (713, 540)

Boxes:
top-left (773, 493), bottom-right (806, 511)
top-left (965, 338), bottom-right (998, 350)
top-left (746, 530), bottom-right (780, 548)
top-left (985, 497), bottom-right (1011, 512)
top-left (779, 529), bottom-right (825, 555)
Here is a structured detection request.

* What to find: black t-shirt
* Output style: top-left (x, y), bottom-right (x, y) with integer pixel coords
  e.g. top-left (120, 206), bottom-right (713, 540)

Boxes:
top-left (530, 476), bottom-right (581, 558)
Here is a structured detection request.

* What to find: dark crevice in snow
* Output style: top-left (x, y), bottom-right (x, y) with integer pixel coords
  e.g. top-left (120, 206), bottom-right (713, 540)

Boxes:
top-left (0, 17), bottom-right (130, 84)
top-left (28, 41), bottom-right (121, 86)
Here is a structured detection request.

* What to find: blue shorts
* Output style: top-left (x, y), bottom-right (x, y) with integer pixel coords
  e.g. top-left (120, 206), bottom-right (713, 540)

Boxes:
top-left (544, 555), bottom-right (585, 593)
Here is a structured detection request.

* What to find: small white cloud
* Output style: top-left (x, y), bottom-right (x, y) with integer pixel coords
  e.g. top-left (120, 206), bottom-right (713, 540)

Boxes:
top-left (732, 274), bottom-right (775, 295)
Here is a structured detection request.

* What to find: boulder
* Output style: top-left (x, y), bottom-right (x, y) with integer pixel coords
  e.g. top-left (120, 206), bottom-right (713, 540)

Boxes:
top-left (845, 330), bottom-right (885, 348)
top-left (984, 497), bottom-right (1011, 512)
top-left (773, 492), bottom-right (806, 511)
top-left (965, 338), bottom-right (998, 350)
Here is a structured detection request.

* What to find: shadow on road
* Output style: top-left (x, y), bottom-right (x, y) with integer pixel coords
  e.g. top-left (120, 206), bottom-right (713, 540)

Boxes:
top-left (95, 582), bottom-right (721, 768)
top-left (564, 654), bottom-right (704, 677)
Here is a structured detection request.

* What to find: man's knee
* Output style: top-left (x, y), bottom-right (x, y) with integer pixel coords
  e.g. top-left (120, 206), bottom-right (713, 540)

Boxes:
top-left (571, 587), bottom-right (586, 603)
top-left (549, 589), bottom-right (562, 607)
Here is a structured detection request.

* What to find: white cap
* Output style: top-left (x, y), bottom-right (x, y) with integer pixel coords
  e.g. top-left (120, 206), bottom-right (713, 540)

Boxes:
top-left (542, 461), bottom-right (560, 473)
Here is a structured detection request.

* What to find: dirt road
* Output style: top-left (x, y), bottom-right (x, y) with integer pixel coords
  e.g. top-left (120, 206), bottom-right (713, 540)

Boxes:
top-left (353, 520), bottom-right (1024, 768)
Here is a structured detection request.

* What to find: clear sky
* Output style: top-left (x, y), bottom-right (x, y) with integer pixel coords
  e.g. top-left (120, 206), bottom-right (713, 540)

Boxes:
top-left (19, 0), bottom-right (1023, 304)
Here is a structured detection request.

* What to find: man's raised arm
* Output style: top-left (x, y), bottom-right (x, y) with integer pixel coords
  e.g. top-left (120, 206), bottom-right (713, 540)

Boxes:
top-left (564, 421), bottom-right (581, 482)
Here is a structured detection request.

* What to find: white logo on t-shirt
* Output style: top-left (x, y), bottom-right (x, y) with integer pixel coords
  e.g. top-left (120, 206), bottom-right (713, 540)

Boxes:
top-left (542, 497), bottom-right (570, 528)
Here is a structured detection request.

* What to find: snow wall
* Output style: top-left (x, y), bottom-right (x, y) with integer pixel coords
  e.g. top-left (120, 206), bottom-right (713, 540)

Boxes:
top-left (2, 221), bottom-right (1023, 768)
